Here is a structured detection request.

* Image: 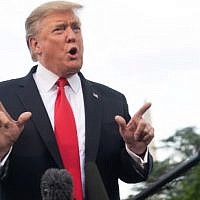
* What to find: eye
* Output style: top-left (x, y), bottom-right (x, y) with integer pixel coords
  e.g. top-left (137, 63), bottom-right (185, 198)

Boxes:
top-left (71, 23), bottom-right (81, 33)
top-left (53, 25), bottom-right (66, 33)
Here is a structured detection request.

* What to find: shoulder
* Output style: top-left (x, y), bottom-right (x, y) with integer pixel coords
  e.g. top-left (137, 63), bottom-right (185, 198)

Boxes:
top-left (79, 72), bottom-right (126, 101)
top-left (90, 80), bottom-right (124, 98)
top-left (0, 66), bottom-right (36, 90)
top-left (0, 78), bottom-right (23, 89)
top-left (0, 76), bottom-right (28, 90)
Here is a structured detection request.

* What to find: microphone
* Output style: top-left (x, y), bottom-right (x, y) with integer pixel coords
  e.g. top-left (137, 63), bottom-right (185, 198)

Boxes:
top-left (40, 168), bottom-right (73, 200)
top-left (85, 162), bottom-right (110, 200)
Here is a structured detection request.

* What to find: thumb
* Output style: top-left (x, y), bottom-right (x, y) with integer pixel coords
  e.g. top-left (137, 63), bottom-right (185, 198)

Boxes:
top-left (17, 112), bottom-right (32, 127)
top-left (115, 115), bottom-right (126, 135)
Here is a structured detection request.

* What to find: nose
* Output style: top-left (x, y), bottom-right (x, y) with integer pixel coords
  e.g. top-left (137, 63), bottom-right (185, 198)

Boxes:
top-left (65, 27), bottom-right (76, 43)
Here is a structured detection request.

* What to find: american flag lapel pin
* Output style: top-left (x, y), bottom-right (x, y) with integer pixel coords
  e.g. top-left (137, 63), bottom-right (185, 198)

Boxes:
top-left (92, 92), bottom-right (99, 99)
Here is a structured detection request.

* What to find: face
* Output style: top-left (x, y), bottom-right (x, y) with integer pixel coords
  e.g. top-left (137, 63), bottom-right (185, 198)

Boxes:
top-left (30, 11), bottom-right (83, 77)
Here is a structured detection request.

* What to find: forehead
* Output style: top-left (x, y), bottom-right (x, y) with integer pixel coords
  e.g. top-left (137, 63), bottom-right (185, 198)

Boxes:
top-left (39, 11), bottom-right (80, 25)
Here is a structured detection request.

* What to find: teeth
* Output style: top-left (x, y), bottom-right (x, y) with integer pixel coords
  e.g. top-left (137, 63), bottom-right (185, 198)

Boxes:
top-left (69, 47), bottom-right (77, 55)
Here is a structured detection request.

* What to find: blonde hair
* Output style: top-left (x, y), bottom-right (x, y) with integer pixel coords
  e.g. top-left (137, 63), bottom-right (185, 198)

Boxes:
top-left (25, 1), bottom-right (83, 61)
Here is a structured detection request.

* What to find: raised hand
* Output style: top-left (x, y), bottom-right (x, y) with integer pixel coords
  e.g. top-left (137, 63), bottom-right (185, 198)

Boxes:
top-left (0, 102), bottom-right (32, 160)
top-left (115, 102), bottom-right (154, 156)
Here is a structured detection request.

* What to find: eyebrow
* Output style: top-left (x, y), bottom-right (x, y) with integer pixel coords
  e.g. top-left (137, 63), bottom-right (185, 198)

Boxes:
top-left (53, 21), bottom-right (81, 27)
top-left (55, 18), bottom-right (81, 24)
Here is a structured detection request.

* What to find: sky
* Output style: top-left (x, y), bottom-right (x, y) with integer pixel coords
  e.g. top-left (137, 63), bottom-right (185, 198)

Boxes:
top-left (1, 0), bottom-right (200, 199)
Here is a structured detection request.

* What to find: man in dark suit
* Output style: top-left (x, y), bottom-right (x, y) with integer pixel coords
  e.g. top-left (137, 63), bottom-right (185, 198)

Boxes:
top-left (0, 1), bottom-right (154, 200)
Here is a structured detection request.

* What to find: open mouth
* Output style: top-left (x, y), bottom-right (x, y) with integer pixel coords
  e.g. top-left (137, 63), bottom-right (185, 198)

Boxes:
top-left (68, 47), bottom-right (77, 55)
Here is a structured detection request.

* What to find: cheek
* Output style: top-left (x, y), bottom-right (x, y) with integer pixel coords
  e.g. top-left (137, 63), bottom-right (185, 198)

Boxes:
top-left (79, 40), bottom-right (84, 54)
top-left (43, 40), bottom-right (64, 55)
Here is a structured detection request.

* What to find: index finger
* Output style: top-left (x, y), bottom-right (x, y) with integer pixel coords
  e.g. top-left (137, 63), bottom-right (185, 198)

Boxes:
top-left (134, 102), bottom-right (151, 118)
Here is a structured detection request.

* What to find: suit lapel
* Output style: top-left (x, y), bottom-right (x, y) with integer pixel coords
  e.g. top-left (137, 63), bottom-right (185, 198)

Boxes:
top-left (15, 66), bottom-right (63, 168)
top-left (14, 68), bottom-right (102, 166)
top-left (79, 73), bottom-right (102, 162)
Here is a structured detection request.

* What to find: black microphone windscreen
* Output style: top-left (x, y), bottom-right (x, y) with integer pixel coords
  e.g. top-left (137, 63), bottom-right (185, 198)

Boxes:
top-left (85, 162), bottom-right (110, 200)
top-left (40, 168), bottom-right (73, 200)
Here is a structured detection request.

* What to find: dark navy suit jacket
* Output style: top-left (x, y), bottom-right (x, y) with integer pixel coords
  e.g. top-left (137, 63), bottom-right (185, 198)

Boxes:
top-left (0, 66), bottom-right (153, 200)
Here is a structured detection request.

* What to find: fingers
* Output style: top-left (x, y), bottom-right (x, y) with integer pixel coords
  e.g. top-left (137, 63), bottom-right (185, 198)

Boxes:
top-left (134, 119), bottom-right (154, 144)
top-left (0, 104), bottom-right (32, 158)
top-left (134, 119), bottom-right (146, 140)
top-left (127, 102), bottom-right (151, 128)
top-left (0, 102), bottom-right (32, 129)
top-left (115, 103), bottom-right (154, 156)
top-left (0, 111), bottom-right (32, 129)
top-left (17, 112), bottom-right (32, 127)
top-left (134, 102), bottom-right (151, 119)
top-left (0, 111), bottom-right (11, 129)
top-left (142, 128), bottom-right (154, 145)
top-left (115, 115), bottom-right (126, 135)
top-left (0, 102), bottom-right (12, 120)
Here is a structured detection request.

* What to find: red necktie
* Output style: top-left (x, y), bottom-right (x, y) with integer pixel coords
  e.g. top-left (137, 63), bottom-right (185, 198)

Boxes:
top-left (54, 77), bottom-right (83, 200)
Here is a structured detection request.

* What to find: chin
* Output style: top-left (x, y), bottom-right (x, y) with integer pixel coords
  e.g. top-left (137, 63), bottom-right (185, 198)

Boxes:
top-left (62, 66), bottom-right (82, 77)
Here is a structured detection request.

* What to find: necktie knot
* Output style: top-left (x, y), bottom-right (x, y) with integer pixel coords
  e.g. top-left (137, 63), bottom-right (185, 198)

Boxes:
top-left (56, 77), bottom-right (68, 87)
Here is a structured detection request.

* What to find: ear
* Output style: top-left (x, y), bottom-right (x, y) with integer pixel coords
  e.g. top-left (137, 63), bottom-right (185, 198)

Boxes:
top-left (28, 37), bottom-right (42, 55)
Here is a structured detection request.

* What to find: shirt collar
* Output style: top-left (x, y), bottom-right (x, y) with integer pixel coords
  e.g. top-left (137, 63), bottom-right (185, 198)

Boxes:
top-left (34, 63), bottom-right (81, 94)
